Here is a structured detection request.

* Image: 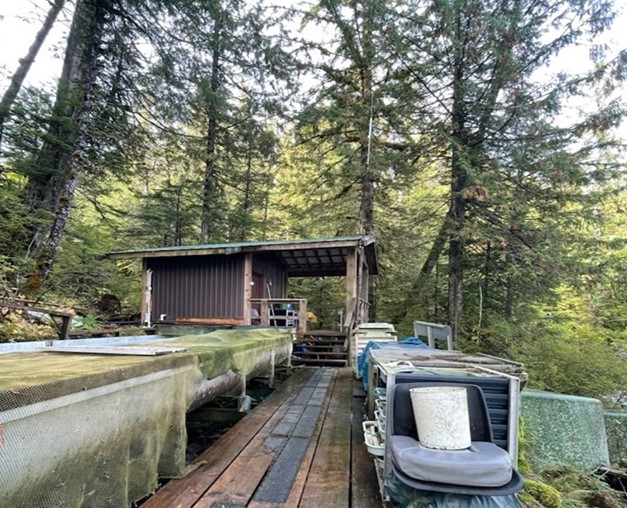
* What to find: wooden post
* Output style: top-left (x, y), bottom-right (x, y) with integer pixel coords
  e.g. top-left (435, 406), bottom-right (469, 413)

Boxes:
top-left (58, 315), bottom-right (71, 340)
top-left (345, 249), bottom-right (357, 328)
top-left (260, 300), bottom-right (269, 326)
top-left (298, 298), bottom-right (307, 335)
top-left (140, 258), bottom-right (148, 325)
top-left (243, 253), bottom-right (252, 325)
top-left (360, 258), bottom-right (369, 324)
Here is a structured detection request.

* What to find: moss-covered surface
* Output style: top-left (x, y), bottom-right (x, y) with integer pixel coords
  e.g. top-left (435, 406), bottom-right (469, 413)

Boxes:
top-left (0, 328), bottom-right (291, 508)
top-left (521, 390), bottom-right (610, 471)
top-left (523, 465), bottom-right (626, 508)
top-left (145, 328), bottom-right (291, 379)
top-left (1, 363), bottom-right (196, 508)
top-left (604, 411), bottom-right (627, 465)
top-left (520, 478), bottom-right (561, 508)
top-left (0, 328), bottom-right (290, 410)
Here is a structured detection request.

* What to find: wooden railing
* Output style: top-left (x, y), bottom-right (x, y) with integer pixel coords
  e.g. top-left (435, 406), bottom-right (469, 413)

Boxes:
top-left (249, 298), bottom-right (308, 335)
top-left (0, 299), bottom-right (74, 340)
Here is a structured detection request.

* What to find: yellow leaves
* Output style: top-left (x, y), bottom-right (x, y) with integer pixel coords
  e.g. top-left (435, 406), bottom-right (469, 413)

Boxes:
top-left (462, 184), bottom-right (490, 201)
top-left (0, 311), bottom-right (55, 343)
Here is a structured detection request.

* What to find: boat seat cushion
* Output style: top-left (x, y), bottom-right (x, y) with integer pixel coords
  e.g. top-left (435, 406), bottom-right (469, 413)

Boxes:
top-left (389, 436), bottom-right (513, 488)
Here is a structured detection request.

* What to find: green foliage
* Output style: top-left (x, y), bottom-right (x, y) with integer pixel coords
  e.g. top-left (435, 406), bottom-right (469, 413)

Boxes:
top-left (518, 418), bottom-right (532, 474)
top-left (0, 0), bottom-right (625, 406)
top-left (537, 465), bottom-right (625, 508)
top-left (72, 314), bottom-right (100, 332)
top-left (0, 311), bottom-right (56, 343)
top-left (287, 277), bottom-right (345, 330)
top-left (522, 479), bottom-right (562, 508)
top-left (458, 303), bottom-right (627, 401)
top-left (42, 190), bottom-right (141, 313)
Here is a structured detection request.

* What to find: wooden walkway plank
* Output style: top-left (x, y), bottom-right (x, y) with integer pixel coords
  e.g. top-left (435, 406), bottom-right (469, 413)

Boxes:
top-left (192, 397), bottom-right (302, 508)
top-left (298, 368), bottom-right (353, 508)
top-left (247, 369), bottom-right (339, 508)
top-left (350, 379), bottom-right (383, 508)
top-left (143, 367), bottom-right (386, 508)
top-left (193, 445), bottom-right (276, 507)
top-left (142, 368), bottom-right (315, 508)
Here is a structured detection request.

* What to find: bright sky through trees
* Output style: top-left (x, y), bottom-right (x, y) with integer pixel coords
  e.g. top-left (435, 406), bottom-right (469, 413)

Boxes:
top-left (1, 1), bottom-right (626, 137)
top-left (0, 1), bottom-right (69, 85)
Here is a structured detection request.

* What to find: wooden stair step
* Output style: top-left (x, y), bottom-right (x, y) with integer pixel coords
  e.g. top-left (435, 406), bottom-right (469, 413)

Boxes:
top-left (292, 358), bottom-right (348, 367)
top-left (294, 344), bottom-right (346, 351)
top-left (295, 352), bottom-right (348, 358)
top-left (305, 341), bottom-right (346, 346)
top-left (303, 331), bottom-right (347, 337)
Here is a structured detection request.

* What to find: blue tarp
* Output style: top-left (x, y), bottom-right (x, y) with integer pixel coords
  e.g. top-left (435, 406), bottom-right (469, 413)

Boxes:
top-left (358, 337), bottom-right (430, 391)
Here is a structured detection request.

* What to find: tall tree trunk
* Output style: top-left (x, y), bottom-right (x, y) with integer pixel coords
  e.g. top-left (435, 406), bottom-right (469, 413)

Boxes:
top-left (24, 0), bottom-right (107, 292)
top-left (390, 204), bottom-right (453, 324)
top-left (357, 3), bottom-right (376, 320)
top-left (359, 70), bottom-right (376, 320)
top-left (238, 140), bottom-right (253, 241)
top-left (448, 5), bottom-right (468, 341)
top-left (0, 0), bottom-right (66, 165)
top-left (448, 147), bottom-right (466, 340)
top-left (200, 18), bottom-right (222, 244)
top-left (482, 241), bottom-right (491, 319)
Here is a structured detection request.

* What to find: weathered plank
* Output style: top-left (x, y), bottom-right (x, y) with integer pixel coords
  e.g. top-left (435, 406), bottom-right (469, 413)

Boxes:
top-left (350, 379), bottom-right (383, 508)
top-left (298, 368), bottom-right (352, 507)
top-left (141, 368), bottom-right (314, 508)
top-left (173, 317), bottom-right (246, 326)
top-left (193, 441), bottom-right (277, 507)
top-left (44, 346), bottom-right (186, 356)
top-left (247, 369), bottom-right (338, 508)
top-left (192, 396), bottom-right (308, 507)
top-left (198, 368), bottom-right (336, 507)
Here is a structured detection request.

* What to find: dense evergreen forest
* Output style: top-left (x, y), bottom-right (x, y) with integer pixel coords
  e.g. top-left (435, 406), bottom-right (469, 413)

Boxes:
top-left (0, 0), bottom-right (625, 400)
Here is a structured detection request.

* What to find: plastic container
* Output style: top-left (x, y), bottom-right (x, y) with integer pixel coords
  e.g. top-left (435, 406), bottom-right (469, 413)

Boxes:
top-left (375, 409), bottom-right (386, 433)
top-left (410, 386), bottom-right (471, 450)
top-left (374, 388), bottom-right (387, 400)
top-left (362, 420), bottom-right (385, 456)
top-left (375, 398), bottom-right (386, 412)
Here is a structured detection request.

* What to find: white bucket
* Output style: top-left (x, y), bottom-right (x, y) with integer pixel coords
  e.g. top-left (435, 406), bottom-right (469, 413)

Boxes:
top-left (409, 386), bottom-right (471, 450)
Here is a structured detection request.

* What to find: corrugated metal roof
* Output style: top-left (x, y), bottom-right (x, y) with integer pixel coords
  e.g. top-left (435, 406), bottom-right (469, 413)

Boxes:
top-left (106, 236), bottom-right (370, 257)
top-left (106, 236), bottom-right (378, 276)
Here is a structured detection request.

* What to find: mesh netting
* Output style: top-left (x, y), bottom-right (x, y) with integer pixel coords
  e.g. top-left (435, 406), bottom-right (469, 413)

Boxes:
top-left (0, 328), bottom-right (291, 507)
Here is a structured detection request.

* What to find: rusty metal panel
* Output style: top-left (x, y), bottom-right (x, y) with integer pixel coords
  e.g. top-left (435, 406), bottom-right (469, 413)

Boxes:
top-left (148, 254), bottom-right (244, 320)
top-left (253, 253), bottom-right (287, 298)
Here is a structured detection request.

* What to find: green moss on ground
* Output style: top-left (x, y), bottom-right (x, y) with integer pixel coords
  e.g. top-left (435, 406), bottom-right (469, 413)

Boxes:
top-left (522, 465), bottom-right (625, 508)
top-left (522, 479), bottom-right (561, 508)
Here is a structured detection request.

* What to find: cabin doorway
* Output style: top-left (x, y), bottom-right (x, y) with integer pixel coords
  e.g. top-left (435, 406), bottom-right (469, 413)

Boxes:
top-left (251, 273), bottom-right (265, 321)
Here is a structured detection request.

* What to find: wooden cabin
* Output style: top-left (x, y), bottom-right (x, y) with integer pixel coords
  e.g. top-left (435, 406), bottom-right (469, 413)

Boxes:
top-left (106, 236), bottom-right (378, 333)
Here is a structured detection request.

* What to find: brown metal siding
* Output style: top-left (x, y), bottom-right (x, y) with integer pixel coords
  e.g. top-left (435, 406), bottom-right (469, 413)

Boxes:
top-left (252, 253), bottom-right (287, 298)
top-left (148, 254), bottom-right (244, 319)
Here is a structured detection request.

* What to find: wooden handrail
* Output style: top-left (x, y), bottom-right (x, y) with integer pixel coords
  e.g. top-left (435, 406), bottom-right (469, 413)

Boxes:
top-left (0, 299), bottom-right (73, 339)
top-left (249, 298), bottom-right (308, 335)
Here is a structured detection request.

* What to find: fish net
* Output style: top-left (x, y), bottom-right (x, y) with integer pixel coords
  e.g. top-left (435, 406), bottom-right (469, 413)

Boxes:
top-left (0, 328), bottom-right (291, 507)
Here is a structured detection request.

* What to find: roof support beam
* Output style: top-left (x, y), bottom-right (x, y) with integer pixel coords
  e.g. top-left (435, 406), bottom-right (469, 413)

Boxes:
top-left (345, 249), bottom-right (358, 329)
top-left (243, 253), bottom-right (252, 325)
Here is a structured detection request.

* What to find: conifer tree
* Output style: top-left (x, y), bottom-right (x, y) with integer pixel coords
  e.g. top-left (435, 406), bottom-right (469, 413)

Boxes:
top-left (0, 0), bottom-right (66, 164)
top-left (388, 0), bottom-right (625, 337)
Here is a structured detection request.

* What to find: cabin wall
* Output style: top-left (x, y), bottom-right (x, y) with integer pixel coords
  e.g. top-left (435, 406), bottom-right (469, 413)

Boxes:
top-left (148, 255), bottom-right (244, 320)
top-left (252, 253), bottom-right (287, 298)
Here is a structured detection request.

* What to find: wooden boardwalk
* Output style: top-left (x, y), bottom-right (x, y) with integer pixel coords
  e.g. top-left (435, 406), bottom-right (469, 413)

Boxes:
top-left (142, 367), bottom-right (382, 508)
top-left (143, 367), bottom-right (382, 508)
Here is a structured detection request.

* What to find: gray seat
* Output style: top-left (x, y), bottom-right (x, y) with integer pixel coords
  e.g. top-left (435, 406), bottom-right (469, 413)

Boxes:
top-left (387, 382), bottom-right (523, 495)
